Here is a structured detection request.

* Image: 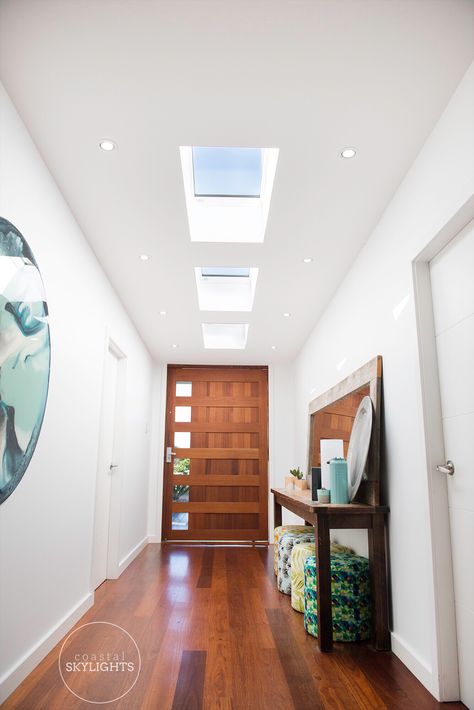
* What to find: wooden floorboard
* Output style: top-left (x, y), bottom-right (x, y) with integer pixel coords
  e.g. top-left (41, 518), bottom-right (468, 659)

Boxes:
top-left (171, 650), bottom-right (206, 710)
top-left (266, 607), bottom-right (325, 709)
top-left (196, 547), bottom-right (214, 588)
top-left (2, 544), bottom-right (464, 710)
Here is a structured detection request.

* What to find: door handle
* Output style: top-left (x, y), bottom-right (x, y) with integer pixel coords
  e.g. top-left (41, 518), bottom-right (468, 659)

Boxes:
top-left (166, 446), bottom-right (177, 463)
top-left (109, 464), bottom-right (118, 471)
top-left (436, 460), bottom-right (455, 476)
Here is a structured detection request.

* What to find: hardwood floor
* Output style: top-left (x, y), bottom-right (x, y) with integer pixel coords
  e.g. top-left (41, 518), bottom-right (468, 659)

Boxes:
top-left (3, 544), bottom-right (465, 710)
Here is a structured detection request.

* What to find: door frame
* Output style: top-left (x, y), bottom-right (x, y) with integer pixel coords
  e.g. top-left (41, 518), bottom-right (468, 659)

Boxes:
top-left (412, 195), bottom-right (474, 701)
top-left (91, 333), bottom-right (127, 587)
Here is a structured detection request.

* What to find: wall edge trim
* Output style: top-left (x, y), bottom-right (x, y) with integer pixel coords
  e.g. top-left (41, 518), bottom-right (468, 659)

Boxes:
top-left (390, 631), bottom-right (441, 700)
top-left (0, 591), bottom-right (94, 704)
top-left (117, 536), bottom-right (149, 575)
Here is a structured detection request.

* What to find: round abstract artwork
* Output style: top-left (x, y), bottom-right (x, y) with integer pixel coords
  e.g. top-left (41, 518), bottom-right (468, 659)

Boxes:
top-left (0, 218), bottom-right (50, 504)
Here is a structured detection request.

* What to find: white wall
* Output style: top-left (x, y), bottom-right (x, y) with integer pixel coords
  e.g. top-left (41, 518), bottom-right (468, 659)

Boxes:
top-left (268, 364), bottom-right (296, 532)
top-left (0, 83), bottom-right (156, 701)
top-left (291, 61), bottom-right (474, 698)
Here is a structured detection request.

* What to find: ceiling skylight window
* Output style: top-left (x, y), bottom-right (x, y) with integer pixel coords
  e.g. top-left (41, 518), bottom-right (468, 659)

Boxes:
top-left (193, 147), bottom-right (262, 197)
top-left (180, 146), bottom-right (279, 243)
top-left (194, 267), bottom-right (258, 311)
top-left (201, 267), bottom-right (250, 278)
top-left (202, 323), bottom-right (249, 349)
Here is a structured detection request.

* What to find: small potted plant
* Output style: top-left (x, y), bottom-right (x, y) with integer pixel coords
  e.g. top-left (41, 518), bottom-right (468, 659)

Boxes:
top-left (285, 467), bottom-right (308, 491)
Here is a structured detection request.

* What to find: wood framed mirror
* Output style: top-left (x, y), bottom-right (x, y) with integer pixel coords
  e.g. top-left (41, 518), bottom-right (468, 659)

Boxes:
top-left (307, 356), bottom-right (383, 506)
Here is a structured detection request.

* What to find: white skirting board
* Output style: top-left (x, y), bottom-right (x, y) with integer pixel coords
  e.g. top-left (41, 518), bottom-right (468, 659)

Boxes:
top-left (390, 631), bottom-right (442, 701)
top-left (0, 592), bottom-right (93, 704)
top-left (117, 535), bottom-right (151, 575)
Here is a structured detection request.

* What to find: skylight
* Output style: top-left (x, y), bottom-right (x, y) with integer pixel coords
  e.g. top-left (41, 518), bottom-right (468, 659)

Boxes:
top-left (201, 267), bottom-right (250, 278)
top-left (192, 147), bottom-right (262, 197)
top-left (202, 323), bottom-right (249, 349)
top-left (194, 267), bottom-right (258, 311)
top-left (180, 146), bottom-right (279, 243)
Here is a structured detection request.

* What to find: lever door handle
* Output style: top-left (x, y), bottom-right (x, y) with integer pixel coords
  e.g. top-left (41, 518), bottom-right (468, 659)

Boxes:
top-left (436, 460), bottom-right (455, 476)
top-left (166, 446), bottom-right (177, 463)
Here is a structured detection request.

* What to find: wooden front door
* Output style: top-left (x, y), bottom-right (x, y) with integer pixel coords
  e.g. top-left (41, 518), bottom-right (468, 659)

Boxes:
top-left (162, 365), bottom-right (268, 541)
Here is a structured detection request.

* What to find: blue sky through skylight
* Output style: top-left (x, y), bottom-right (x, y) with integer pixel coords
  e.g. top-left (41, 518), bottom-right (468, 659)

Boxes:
top-left (201, 267), bottom-right (250, 278)
top-left (192, 147), bottom-right (262, 197)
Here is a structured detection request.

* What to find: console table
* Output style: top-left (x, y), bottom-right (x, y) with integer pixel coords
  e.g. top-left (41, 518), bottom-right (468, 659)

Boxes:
top-left (272, 487), bottom-right (390, 652)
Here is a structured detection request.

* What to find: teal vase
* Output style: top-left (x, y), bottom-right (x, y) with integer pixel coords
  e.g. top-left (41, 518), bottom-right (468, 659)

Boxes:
top-left (329, 458), bottom-right (349, 504)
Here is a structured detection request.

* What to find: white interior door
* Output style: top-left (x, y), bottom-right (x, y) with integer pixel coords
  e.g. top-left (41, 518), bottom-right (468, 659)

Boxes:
top-left (91, 345), bottom-right (119, 590)
top-left (430, 218), bottom-right (474, 709)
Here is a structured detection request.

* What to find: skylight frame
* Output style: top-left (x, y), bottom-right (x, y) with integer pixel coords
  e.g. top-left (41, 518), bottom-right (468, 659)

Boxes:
top-left (180, 146), bottom-right (279, 243)
top-left (202, 323), bottom-right (249, 350)
top-left (194, 267), bottom-right (258, 312)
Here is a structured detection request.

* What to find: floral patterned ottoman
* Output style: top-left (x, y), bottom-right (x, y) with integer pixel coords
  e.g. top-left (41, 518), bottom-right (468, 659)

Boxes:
top-left (290, 542), bottom-right (356, 613)
top-left (290, 541), bottom-right (317, 612)
top-left (273, 525), bottom-right (313, 576)
top-left (277, 532), bottom-right (315, 595)
top-left (303, 553), bottom-right (371, 641)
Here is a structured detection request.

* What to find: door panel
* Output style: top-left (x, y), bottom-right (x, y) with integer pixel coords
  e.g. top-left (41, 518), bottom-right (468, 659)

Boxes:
top-left (92, 347), bottom-right (118, 589)
top-left (162, 365), bottom-right (268, 541)
top-left (430, 218), bottom-right (474, 708)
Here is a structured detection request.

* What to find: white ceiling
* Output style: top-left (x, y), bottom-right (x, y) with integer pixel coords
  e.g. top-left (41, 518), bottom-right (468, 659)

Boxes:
top-left (1, 0), bottom-right (473, 365)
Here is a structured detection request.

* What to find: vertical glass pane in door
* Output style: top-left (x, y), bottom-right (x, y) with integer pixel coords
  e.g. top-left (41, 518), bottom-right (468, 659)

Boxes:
top-left (176, 381), bottom-right (192, 397)
top-left (173, 458), bottom-right (190, 475)
top-left (172, 512), bottom-right (189, 530)
top-left (175, 406), bottom-right (191, 422)
top-left (173, 484), bottom-right (190, 502)
top-left (174, 432), bottom-right (191, 448)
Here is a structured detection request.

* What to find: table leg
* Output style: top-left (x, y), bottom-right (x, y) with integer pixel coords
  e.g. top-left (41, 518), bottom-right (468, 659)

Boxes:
top-left (314, 512), bottom-right (332, 651)
top-left (274, 497), bottom-right (282, 528)
top-left (368, 513), bottom-right (390, 650)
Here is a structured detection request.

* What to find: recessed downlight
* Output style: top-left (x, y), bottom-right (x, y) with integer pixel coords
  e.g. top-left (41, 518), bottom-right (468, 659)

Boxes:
top-left (341, 147), bottom-right (356, 159)
top-left (159, 310), bottom-right (167, 316)
top-left (172, 343), bottom-right (178, 348)
top-left (139, 254), bottom-right (150, 261)
top-left (302, 257), bottom-right (313, 263)
top-left (283, 312), bottom-right (291, 318)
top-left (99, 139), bottom-right (117, 152)
top-left (271, 345), bottom-right (277, 350)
